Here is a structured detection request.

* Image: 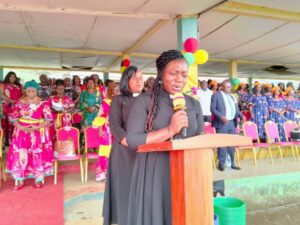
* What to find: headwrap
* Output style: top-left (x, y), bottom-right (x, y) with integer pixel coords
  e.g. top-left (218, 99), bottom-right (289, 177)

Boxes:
top-left (284, 87), bottom-right (294, 96)
top-left (209, 80), bottom-right (218, 87)
top-left (254, 81), bottom-right (261, 87)
top-left (238, 82), bottom-right (246, 88)
top-left (24, 80), bottom-right (40, 91)
top-left (263, 83), bottom-right (272, 89)
top-left (156, 50), bottom-right (185, 73)
top-left (272, 86), bottom-right (280, 94)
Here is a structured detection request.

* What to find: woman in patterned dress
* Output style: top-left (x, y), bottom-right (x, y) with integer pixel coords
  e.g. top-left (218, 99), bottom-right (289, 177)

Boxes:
top-left (79, 78), bottom-right (102, 127)
top-left (2, 71), bottom-right (23, 145)
top-left (248, 82), bottom-right (269, 140)
top-left (269, 86), bottom-right (287, 141)
top-left (49, 80), bottom-right (75, 143)
top-left (95, 82), bottom-right (120, 182)
top-left (237, 82), bottom-right (250, 121)
top-left (49, 80), bottom-right (74, 130)
top-left (6, 80), bottom-right (54, 190)
top-left (284, 87), bottom-right (300, 124)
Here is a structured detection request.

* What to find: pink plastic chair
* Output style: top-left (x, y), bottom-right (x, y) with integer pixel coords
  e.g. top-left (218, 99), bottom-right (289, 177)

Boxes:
top-left (72, 113), bottom-right (83, 124)
top-left (239, 121), bottom-right (273, 164)
top-left (84, 126), bottom-right (102, 182)
top-left (0, 128), bottom-right (6, 188)
top-left (203, 123), bottom-right (217, 169)
top-left (55, 127), bottom-right (84, 184)
top-left (283, 120), bottom-right (300, 160)
top-left (265, 121), bottom-right (295, 162)
top-left (204, 123), bottom-right (216, 134)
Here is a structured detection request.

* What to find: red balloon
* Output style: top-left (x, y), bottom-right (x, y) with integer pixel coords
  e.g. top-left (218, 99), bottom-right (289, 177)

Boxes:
top-left (121, 59), bottom-right (131, 67)
top-left (183, 37), bottom-right (199, 53)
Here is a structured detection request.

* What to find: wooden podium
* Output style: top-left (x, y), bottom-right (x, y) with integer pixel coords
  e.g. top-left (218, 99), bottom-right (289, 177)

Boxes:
top-left (138, 134), bottom-right (252, 225)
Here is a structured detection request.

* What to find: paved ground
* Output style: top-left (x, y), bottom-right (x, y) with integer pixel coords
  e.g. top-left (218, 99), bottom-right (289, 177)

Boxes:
top-left (247, 201), bottom-right (300, 225)
top-left (63, 157), bottom-right (300, 225)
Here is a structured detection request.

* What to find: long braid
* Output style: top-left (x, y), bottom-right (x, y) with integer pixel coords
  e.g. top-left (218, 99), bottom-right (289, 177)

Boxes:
top-left (144, 49), bottom-right (185, 132)
top-left (145, 71), bottom-right (163, 132)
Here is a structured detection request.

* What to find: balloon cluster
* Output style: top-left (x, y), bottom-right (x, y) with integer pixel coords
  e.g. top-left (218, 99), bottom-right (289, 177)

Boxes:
top-left (120, 58), bottom-right (131, 73)
top-left (182, 37), bottom-right (209, 65)
top-left (230, 78), bottom-right (240, 91)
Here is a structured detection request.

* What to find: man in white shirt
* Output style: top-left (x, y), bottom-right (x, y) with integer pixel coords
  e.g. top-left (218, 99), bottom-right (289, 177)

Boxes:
top-left (197, 80), bottom-right (213, 123)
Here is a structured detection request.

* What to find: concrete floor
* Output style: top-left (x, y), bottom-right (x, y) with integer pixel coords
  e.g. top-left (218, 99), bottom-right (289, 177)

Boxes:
top-left (63, 157), bottom-right (300, 225)
top-left (247, 201), bottom-right (300, 225)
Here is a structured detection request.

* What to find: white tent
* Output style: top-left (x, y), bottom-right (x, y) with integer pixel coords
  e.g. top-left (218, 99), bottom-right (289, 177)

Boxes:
top-left (0, 0), bottom-right (300, 81)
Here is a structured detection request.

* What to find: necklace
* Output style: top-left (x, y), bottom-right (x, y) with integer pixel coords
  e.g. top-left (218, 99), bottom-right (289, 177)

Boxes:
top-left (28, 97), bottom-right (38, 110)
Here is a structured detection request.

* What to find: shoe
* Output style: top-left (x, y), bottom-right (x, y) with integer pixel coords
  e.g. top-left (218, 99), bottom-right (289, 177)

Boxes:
top-left (14, 181), bottom-right (25, 191)
top-left (217, 164), bottom-right (225, 171)
top-left (33, 182), bottom-right (43, 189)
top-left (96, 172), bottom-right (106, 182)
top-left (231, 165), bottom-right (241, 170)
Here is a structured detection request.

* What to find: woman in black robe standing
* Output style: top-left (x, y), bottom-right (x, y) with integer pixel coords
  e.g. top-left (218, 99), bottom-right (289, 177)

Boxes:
top-left (103, 66), bottom-right (144, 225)
top-left (126, 50), bottom-right (203, 225)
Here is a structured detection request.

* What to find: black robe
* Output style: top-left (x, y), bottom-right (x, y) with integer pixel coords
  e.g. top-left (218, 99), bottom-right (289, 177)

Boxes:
top-left (126, 90), bottom-right (203, 225)
top-left (103, 95), bottom-right (138, 225)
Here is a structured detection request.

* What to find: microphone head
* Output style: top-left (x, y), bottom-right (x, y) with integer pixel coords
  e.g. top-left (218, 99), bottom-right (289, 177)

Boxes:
top-left (173, 92), bottom-right (186, 111)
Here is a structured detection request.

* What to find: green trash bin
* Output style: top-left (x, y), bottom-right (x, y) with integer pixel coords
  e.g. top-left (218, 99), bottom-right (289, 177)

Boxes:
top-left (214, 197), bottom-right (246, 225)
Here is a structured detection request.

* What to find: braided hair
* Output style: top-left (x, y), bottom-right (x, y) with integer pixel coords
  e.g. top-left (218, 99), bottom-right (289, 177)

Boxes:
top-left (144, 49), bottom-right (186, 132)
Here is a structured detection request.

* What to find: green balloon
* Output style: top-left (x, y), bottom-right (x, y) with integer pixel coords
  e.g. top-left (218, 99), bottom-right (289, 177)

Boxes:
top-left (232, 78), bottom-right (240, 86)
top-left (183, 52), bottom-right (195, 65)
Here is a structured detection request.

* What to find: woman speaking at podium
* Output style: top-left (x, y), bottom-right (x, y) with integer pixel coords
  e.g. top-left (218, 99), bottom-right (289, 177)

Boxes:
top-left (126, 50), bottom-right (203, 225)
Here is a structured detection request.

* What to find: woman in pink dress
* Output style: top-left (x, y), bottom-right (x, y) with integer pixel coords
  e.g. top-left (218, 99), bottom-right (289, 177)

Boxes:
top-left (6, 80), bottom-right (54, 190)
top-left (49, 80), bottom-right (75, 130)
top-left (95, 82), bottom-right (120, 181)
top-left (2, 71), bottom-right (23, 145)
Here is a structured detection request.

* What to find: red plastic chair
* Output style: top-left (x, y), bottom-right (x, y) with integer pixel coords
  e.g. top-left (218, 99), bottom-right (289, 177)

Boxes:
top-left (265, 121), bottom-right (295, 162)
top-left (0, 128), bottom-right (6, 189)
top-left (84, 126), bottom-right (102, 182)
top-left (283, 120), bottom-right (300, 160)
top-left (55, 127), bottom-right (84, 184)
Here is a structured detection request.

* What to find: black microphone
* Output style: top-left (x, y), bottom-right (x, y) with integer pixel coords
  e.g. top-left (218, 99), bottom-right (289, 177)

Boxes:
top-left (172, 93), bottom-right (187, 138)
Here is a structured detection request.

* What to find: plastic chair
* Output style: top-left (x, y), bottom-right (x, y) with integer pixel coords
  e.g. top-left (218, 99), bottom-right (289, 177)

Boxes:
top-left (238, 121), bottom-right (273, 164)
top-left (283, 120), bottom-right (300, 160)
top-left (204, 123), bottom-right (240, 168)
top-left (84, 126), bottom-right (102, 182)
top-left (0, 128), bottom-right (6, 189)
top-left (204, 123), bottom-right (217, 169)
top-left (265, 121), bottom-right (295, 163)
top-left (55, 127), bottom-right (84, 184)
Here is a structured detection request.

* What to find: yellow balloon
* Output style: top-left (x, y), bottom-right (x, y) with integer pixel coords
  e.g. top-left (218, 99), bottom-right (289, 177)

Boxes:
top-left (234, 85), bottom-right (239, 91)
top-left (120, 66), bottom-right (126, 73)
top-left (194, 49), bottom-right (209, 65)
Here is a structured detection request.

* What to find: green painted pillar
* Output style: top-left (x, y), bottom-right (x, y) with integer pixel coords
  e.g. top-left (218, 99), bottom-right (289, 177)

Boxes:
top-left (248, 77), bottom-right (253, 91)
top-left (177, 16), bottom-right (198, 96)
top-left (0, 68), bottom-right (3, 81)
top-left (103, 72), bottom-right (109, 84)
top-left (177, 17), bottom-right (198, 49)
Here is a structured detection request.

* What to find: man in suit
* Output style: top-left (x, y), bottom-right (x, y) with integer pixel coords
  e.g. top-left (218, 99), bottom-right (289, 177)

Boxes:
top-left (211, 80), bottom-right (246, 171)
